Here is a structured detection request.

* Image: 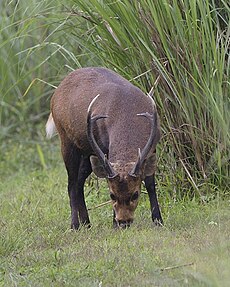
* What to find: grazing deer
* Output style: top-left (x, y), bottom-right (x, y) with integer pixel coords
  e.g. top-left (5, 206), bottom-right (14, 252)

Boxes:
top-left (46, 67), bottom-right (163, 229)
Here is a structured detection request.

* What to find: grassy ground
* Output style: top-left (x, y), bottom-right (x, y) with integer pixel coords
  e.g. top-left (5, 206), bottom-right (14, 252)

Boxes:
top-left (0, 1), bottom-right (229, 286)
top-left (1, 137), bottom-right (230, 287)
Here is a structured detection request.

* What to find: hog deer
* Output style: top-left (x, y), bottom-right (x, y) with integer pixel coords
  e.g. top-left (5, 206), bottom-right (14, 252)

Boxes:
top-left (46, 67), bottom-right (163, 229)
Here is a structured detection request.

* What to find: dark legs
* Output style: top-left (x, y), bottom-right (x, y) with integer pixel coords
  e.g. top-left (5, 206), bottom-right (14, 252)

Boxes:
top-left (61, 139), bottom-right (92, 229)
top-left (144, 174), bottom-right (163, 226)
top-left (77, 156), bottom-right (92, 226)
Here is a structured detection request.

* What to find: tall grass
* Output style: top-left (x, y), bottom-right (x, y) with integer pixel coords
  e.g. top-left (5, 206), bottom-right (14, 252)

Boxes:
top-left (0, 0), bottom-right (89, 139)
top-left (0, 0), bottom-right (229, 194)
top-left (69, 0), bottom-right (229, 191)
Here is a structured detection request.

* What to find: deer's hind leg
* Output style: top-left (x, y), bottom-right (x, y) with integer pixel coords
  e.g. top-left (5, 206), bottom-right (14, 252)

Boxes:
top-left (61, 138), bottom-right (81, 229)
top-left (77, 156), bottom-right (92, 227)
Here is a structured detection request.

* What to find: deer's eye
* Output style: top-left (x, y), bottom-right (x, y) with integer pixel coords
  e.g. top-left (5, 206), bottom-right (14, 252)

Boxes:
top-left (110, 193), bottom-right (116, 201)
top-left (131, 191), bottom-right (139, 201)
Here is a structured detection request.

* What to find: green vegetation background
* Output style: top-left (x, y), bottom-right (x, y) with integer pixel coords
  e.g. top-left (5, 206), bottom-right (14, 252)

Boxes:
top-left (0, 1), bottom-right (229, 286)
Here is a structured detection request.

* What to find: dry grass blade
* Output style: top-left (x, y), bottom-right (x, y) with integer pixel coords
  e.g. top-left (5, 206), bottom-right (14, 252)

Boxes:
top-left (159, 262), bottom-right (194, 272)
top-left (88, 200), bottom-right (112, 211)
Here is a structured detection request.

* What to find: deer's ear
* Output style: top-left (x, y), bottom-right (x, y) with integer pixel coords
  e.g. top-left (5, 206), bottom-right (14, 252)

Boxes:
top-left (143, 154), bottom-right (157, 177)
top-left (90, 155), bottom-right (107, 178)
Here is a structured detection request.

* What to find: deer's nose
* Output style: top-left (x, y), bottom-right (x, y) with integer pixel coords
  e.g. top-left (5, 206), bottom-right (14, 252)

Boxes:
top-left (116, 219), bottom-right (133, 229)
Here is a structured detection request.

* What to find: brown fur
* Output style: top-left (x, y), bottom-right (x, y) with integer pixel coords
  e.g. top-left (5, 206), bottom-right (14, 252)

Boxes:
top-left (48, 67), bottom-right (163, 229)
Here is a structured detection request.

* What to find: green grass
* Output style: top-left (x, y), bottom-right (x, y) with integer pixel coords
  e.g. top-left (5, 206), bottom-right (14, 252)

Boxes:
top-left (0, 1), bottom-right (229, 285)
top-left (1, 0), bottom-right (229, 193)
top-left (69, 0), bottom-right (230, 188)
top-left (1, 138), bottom-right (230, 286)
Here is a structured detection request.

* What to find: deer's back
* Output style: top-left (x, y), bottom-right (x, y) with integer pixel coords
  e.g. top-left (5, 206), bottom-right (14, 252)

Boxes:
top-left (51, 67), bottom-right (159, 155)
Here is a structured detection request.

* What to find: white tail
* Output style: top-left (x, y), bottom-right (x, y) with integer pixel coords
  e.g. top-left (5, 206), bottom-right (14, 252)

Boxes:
top-left (46, 113), bottom-right (57, 138)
